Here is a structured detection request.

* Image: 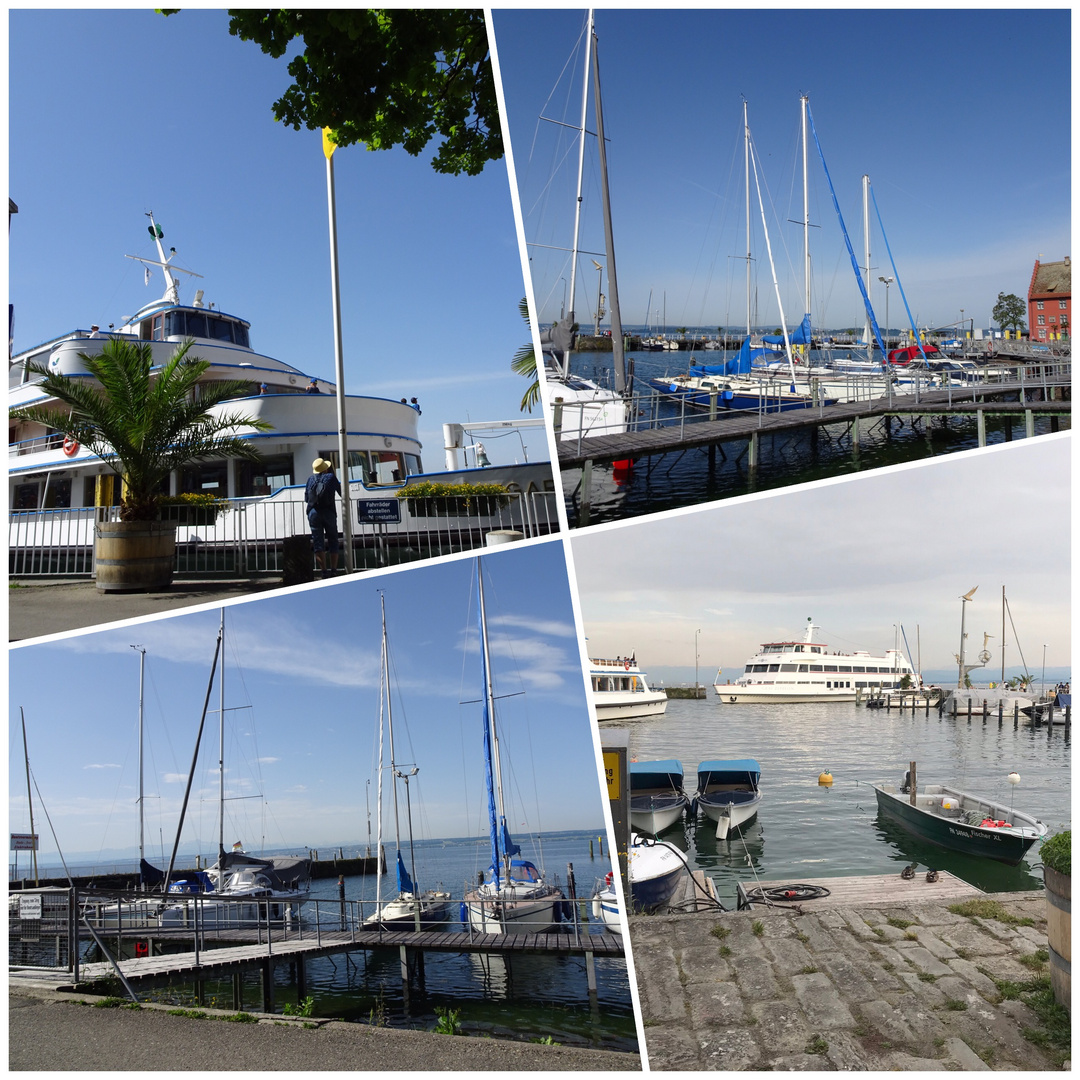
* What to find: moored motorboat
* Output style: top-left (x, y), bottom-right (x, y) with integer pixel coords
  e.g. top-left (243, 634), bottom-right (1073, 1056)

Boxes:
top-left (715, 618), bottom-right (916, 704)
top-left (629, 760), bottom-right (690, 835)
top-left (589, 654), bottom-right (668, 721)
top-left (874, 767), bottom-right (1047, 866)
top-left (693, 759), bottom-right (762, 840)
top-left (591, 832), bottom-right (686, 934)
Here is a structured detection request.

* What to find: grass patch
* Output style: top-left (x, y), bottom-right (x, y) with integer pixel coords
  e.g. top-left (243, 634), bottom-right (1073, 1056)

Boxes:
top-left (710, 924), bottom-right (731, 940)
top-left (167, 1008), bottom-right (207, 1019)
top-left (752, 920), bottom-right (764, 937)
top-left (91, 997), bottom-right (128, 1009)
top-left (794, 930), bottom-right (809, 944)
top-left (805, 1034), bottom-right (828, 1055)
top-left (530, 1035), bottom-right (558, 1045)
top-left (871, 926), bottom-right (886, 939)
top-left (943, 998), bottom-right (968, 1011)
top-left (1019, 949), bottom-right (1049, 970)
top-left (434, 1006), bottom-right (462, 1036)
top-left (995, 975), bottom-right (1071, 1067)
top-left (221, 1012), bottom-right (258, 1023)
top-left (282, 996), bottom-right (315, 1018)
top-left (954, 947), bottom-right (972, 960)
top-left (918, 972), bottom-right (938, 983)
top-left (886, 916), bottom-right (913, 930)
top-left (718, 945), bottom-right (732, 958)
top-left (904, 931), bottom-right (918, 941)
top-left (799, 966), bottom-right (819, 975)
top-left (947, 899), bottom-right (1035, 927)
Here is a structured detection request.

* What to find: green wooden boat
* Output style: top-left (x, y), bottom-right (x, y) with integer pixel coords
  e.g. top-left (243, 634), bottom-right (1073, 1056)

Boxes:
top-left (874, 775), bottom-right (1046, 866)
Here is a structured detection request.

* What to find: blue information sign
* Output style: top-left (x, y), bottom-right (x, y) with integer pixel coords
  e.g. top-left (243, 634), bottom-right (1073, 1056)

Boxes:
top-left (356, 499), bottom-right (401, 524)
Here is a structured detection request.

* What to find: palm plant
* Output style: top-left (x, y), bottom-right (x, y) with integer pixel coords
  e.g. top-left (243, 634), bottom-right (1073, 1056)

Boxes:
top-left (12, 337), bottom-right (271, 520)
top-left (510, 296), bottom-right (540, 413)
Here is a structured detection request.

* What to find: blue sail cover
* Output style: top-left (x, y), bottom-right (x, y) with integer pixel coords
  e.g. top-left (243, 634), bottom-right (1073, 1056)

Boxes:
top-left (763, 314), bottom-right (813, 347)
top-left (500, 820), bottom-right (521, 860)
top-left (688, 336), bottom-right (767, 377)
top-left (395, 851), bottom-right (415, 894)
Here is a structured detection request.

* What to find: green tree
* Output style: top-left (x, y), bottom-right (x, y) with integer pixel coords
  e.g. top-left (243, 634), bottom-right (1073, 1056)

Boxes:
top-left (211, 10), bottom-right (501, 176)
top-left (510, 298), bottom-right (540, 413)
top-left (12, 339), bottom-right (270, 521)
top-left (992, 292), bottom-right (1027, 333)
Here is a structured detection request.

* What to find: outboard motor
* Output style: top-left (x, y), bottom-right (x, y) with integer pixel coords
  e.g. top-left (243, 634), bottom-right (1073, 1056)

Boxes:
top-left (900, 770), bottom-right (912, 794)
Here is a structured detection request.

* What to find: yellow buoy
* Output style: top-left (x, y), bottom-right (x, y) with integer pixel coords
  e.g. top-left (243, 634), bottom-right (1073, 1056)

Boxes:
top-left (818, 769), bottom-right (834, 786)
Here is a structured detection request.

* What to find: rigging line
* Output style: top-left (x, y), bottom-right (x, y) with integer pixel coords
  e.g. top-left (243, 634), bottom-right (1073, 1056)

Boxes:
top-left (867, 181), bottom-right (925, 359)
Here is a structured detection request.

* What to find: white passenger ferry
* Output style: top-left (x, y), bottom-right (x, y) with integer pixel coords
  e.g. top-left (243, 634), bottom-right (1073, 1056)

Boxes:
top-left (9, 214), bottom-right (554, 563)
top-left (589, 654), bottom-right (668, 721)
top-left (714, 620), bottom-right (916, 704)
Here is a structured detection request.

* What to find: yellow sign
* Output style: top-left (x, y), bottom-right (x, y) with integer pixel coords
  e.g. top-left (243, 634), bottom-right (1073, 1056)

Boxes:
top-left (322, 127), bottom-right (337, 160)
top-left (603, 751), bottom-right (620, 799)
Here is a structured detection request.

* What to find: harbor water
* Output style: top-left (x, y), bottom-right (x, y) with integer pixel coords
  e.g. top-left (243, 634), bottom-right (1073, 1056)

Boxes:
top-left (130, 830), bottom-right (636, 1052)
top-left (625, 696), bottom-right (1070, 909)
top-left (564, 350), bottom-right (1068, 524)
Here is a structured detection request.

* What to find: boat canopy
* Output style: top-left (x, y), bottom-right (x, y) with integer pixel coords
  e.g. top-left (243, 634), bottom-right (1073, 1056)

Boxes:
top-left (697, 759), bottom-right (762, 785)
top-left (688, 336), bottom-right (768, 378)
top-left (212, 851), bottom-right (312, 892)
top-left (763, 315), bottom-right (813, 347)
top-left (630, 760), bottom-right (685, 789)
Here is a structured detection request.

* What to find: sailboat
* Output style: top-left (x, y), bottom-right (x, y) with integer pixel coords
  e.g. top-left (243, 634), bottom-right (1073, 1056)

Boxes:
top-left (540, 10), bottom-right (631, 444)
top-left (364, 594), bottom-right (452, 931)
top-left (159, 610), bottom-right (311, 928)
top-left (462, 560), bottom-right (568, 934)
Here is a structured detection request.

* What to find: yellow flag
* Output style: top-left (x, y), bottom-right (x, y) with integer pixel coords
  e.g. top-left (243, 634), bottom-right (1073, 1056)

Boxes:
top-left (322, 127), bottom-right (337, 160)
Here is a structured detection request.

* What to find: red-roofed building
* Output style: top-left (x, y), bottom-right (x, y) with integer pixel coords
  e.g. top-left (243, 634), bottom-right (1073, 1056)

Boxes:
top-left (1028, 257), bottom-right (1071, 342)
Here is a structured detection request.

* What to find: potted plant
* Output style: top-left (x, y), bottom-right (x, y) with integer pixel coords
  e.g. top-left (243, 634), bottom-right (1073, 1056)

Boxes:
top-left (11, 337), bottom-right (269, 590)
top-left (1041, 829), bottom-right (1070, 1012)
top-left (397, 481), bottom-right (510, 517)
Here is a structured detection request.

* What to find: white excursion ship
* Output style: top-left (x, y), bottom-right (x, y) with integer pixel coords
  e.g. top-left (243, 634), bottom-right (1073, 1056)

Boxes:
top-left (589, 654), bottom-right (668, 721)
top-left (9, 213), bottom-right (555, 568)
top-left (714, 619), bottom-right (917, 704)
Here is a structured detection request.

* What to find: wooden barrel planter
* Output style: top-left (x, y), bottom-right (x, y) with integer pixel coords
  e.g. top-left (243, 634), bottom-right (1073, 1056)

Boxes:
top-left (1044, 865), bottom-right (1071, 1012)
top-left (94, 520), bottom-right (177, 592)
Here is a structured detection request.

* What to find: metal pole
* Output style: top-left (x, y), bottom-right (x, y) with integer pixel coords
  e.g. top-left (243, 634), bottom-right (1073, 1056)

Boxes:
top-left (323, 128), bottom-right (355, 572)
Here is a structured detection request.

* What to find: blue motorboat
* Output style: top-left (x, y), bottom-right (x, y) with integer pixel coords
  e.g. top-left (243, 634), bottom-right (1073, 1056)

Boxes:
top-left (630, 760), bottom-right (690, 836)
top-left (693, 759), bottom-right (762, 840)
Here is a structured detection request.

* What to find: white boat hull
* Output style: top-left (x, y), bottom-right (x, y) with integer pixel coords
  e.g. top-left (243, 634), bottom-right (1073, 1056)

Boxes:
top-left (593, 692), bottom-right (668, 721)
top-left (715, 684), bottom-right (858, 704)
top-left (462, 886), bottom-right (565, 935)
top-left (629, 800), bottom-right (687, 836)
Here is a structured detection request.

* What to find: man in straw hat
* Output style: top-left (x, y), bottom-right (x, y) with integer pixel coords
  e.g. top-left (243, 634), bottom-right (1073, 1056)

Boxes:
top-left (304, 457), bottom-right (342, 578)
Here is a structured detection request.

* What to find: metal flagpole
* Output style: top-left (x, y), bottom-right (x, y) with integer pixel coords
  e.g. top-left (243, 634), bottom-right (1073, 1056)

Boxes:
top-left (324, 128), bottom-right (355, 572)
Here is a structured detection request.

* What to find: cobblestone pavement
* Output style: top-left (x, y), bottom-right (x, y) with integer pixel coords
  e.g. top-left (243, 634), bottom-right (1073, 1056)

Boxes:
top-left (631, 890), bottom-right (1064, 1070)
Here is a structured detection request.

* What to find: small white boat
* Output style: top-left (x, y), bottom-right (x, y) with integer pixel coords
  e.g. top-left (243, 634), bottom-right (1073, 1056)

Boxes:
top-left (715, 618), bottom-right (916, 704)
top-left (629, 760), bottom-right (690, 836)
top-left (589, 654), bottom-right (668, 721)
top-left (693, 759), bottom-right (762, 840)
top-left (591, 832), bottom-right (686, 933)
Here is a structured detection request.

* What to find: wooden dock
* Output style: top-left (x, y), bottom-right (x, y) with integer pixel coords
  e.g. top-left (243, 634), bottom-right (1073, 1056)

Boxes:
top-left (557, 379), bottom-right (1070, 469)
top-left (735, 871), bottom-right (981, 911)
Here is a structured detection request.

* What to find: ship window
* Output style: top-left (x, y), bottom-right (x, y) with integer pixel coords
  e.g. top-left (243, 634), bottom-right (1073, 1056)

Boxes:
top-left (794, 645), bottom-right (803, 652)
top-left (42, 478), bottom-right (72, 509)
top-left (798, 665), bottom-right (808, 672)
top-left (152, 314), bottom-right (165, 341)
top-left (780, 664), bottom-right (797, 672)
top-left (744, 665), bottom-right (753, 674)
top-left (185, 313), bottom-right (208, 338)
top-left (13, 482), bottom-right (41, 510)
top-left (811, 646), bottom-right (821, 653)
top-left (851, 666), bottom-right (865, 673)
top-left (237, 454), bottom-right (293, 497)
top-left (823, 664), bottom-right (838, 672)
top-left (404, 454), bottom-right (423, 476)
top-left (838, 665), bottom-right (851, 672)
top-left (809, 665), bottom-right (822, 672)
top-left (180, 461), bottom-right (227, 495)
top-left (767, 664), bottom-right (779, 672)
top-left (209, 317), bottom-right (233, 342)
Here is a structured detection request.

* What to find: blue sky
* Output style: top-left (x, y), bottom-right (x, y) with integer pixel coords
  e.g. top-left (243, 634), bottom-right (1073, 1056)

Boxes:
top-left (8, 543), bottom-right (606, 862)
top-left (570, 436), bottom-right (1071, 686)
top-left (8, 9), bottom-right (547, 466)
top-left (493, 8), bottom-right (1071, 335)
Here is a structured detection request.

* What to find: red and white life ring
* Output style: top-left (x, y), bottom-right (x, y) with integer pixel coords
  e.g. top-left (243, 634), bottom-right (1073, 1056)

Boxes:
top-left (62, 435), bottom-right (80, 457)
top-left (624, 659), bottom-right (631, 671)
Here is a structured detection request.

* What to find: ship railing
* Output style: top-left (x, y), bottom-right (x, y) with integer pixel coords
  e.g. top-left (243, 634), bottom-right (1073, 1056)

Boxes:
top-left (8, 490), bottom-right (561, 579)
top-left (9, 432), bottom-right (68, 457)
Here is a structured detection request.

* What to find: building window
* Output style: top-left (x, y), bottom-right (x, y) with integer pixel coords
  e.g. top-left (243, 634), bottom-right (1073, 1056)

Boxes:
top-left (1060, 301), bottom-right (1068, 310)
top-left (1038, 315), bottom-right (1046, 325)
top-left (1037, 301), bottom-right (1044, 310)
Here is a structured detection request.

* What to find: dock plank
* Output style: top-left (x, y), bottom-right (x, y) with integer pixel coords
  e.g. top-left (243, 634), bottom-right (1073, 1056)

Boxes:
top-left (736, 871), bottom-right (980, 909)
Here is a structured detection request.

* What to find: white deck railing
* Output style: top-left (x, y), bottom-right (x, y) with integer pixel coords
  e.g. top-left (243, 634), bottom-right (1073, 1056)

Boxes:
top-left (8, 491), bottom-right (561, 578)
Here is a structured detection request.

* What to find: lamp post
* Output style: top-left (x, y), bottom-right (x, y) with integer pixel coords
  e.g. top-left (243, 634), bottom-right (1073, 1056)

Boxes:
top-left (695, 628), bottom-right (701, 690)
top-left (960, 309), bottom-right (965, 344)
top-left (591, 260), bottom-right (605, 337)
top-left (878, 276), bottom-right (894, 354)
top-left (1042, 644), bottom-right (1048, 697)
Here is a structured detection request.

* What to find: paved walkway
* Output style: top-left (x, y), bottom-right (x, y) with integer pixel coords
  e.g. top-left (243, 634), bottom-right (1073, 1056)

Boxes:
top-left (9, 986), bottom-right (640, 1071)
top-left (630, 889), bottom-right (1063, 1070)
top-left (9, 577), bottom-right (291, 642)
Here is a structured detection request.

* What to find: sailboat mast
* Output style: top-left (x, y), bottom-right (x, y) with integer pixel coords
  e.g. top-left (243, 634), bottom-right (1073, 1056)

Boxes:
top-left (590, 16), bottom-right (627, 395)
top-left (20, 708), bottom-right (39, 885)
top-left (801, 95), bottom-right (811, 322)
top-left (217, 609), bottom-right (226, 869)
top-left (477, 561), bottom-right (510, 884)
top-left (1001, 585), bottom-right (1006, 685)
top-left (862, 175), bottom-right (872, 351)
top-left (374, 613), bottom-right (386, 909)
top-left (744, 100), bottom-right (751, 338)
top-left (564, 9), bottom-right (593, 375)
top-left (131, 645), bottom-right (146, 883)
top-left (381, 595), bottom-right (405, 879)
